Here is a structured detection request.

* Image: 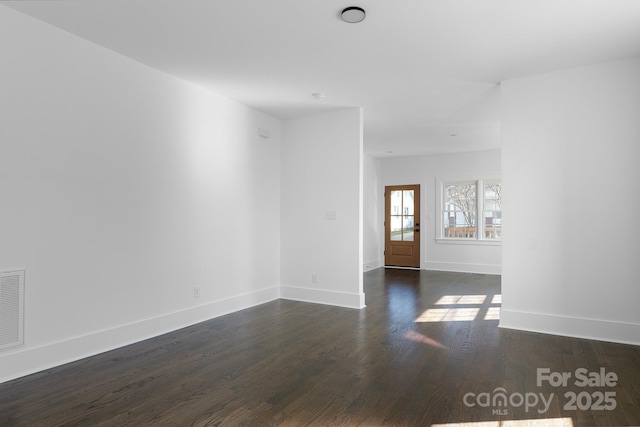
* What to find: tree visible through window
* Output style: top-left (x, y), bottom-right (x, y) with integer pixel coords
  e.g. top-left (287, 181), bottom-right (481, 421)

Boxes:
top-left (444, 183), bottom-right (477, 238)
top-left (483, 182), bottom-right (502, 240)
top-left (442, 180), bottom-right (501, 241)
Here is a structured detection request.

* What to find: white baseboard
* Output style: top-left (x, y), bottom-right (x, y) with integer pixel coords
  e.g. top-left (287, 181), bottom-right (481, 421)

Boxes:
top-left (280, 285), bottom-right (365, 309)
top-left (500, 309), bottom-right (640, 346)
top-left (0, 286), bottom-right (280, 384)
top-left (363, 259), bottom-right (381, 272)
top-left (423, 260), bottom-right (501, 275)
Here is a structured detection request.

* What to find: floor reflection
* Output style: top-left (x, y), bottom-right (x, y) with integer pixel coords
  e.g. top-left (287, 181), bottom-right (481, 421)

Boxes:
top-left (403, 330), bottom-right (449, 349)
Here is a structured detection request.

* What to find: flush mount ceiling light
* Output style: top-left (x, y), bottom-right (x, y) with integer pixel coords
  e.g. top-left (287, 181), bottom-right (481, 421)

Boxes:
top-left (341, 6), bottom-right (366, 24)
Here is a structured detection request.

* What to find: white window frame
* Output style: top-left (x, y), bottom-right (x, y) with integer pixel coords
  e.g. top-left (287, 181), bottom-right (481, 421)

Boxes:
top-left (435, 175), bottom-right (501, 246)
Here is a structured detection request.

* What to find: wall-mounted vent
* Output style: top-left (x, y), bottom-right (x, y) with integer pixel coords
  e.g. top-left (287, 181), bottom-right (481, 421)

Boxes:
top-left (0, 270), bottom-right (24, 351)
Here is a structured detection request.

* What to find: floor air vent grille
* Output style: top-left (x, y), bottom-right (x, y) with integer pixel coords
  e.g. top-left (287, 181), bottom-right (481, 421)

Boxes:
top-left (0, 270), bottom-right (24, 350)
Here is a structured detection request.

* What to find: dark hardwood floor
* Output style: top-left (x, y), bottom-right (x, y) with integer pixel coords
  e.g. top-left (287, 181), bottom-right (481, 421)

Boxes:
top-left (1, 269), bottom-right (639, 426)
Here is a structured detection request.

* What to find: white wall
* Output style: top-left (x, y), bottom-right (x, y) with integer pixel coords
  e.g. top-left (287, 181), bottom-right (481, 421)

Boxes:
top-left (280, 109), bottom-right (365, 309)
top-left (363, 154), bottom-right (382, 272)
top-left (0, 6), bottom-right (281, 382)
top-left (381, 151), bottom-right (502, 274)
top-left (500, 56), bottom-right (640, 345)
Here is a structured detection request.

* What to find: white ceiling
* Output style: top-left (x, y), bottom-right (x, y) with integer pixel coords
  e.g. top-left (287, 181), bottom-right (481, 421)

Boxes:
top-left (4, 0), bottom-right (640, 157)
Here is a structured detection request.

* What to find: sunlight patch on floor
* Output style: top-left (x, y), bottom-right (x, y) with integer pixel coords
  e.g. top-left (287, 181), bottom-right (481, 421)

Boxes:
top-left (435, 295), bottom-right (488, 305)
top-left (484, 307), bottom-right (501, 320)
top-left (417, 294), bottom-right (502, 322)
top-left (416, 307), bottom-right (481, 322)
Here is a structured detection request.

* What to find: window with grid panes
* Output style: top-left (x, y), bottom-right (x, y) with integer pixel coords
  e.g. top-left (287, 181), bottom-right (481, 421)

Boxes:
top-left (440, 179), bottom-right (501, 242)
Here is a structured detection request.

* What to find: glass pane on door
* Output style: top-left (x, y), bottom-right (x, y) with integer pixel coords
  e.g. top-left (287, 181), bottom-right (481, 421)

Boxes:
top-left (390, 216), bottom-right (402, 240)
top-left (403, 190), bottom-right (414, 215)
top-left (403, 215), bottom-right (414, 241)
top-left (389, 190), bottom-right (416, 241)
top-left (390, 191), bottom-right (402, 215)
